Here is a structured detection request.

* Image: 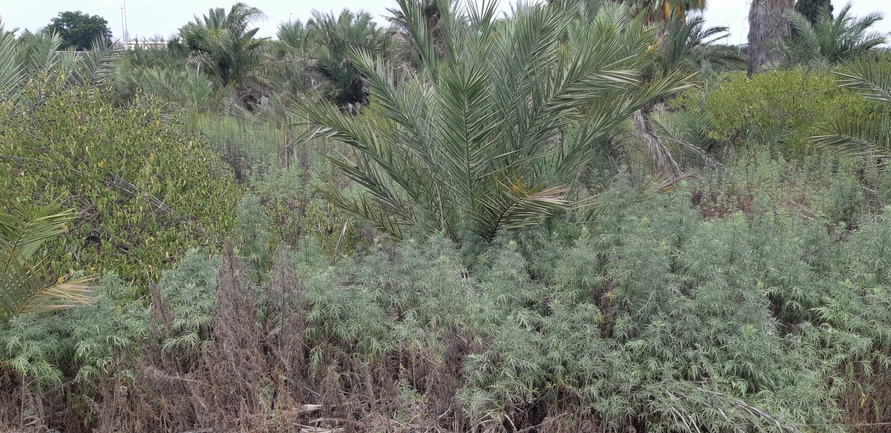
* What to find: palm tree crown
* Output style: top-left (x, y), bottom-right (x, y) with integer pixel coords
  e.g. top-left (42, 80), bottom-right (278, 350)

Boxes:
top-left (171, 2), bottom-right (267, 87)
top-left (303, 1), bottom-right (690, 242)
top-left (777, 2), bottom-right (886, 67)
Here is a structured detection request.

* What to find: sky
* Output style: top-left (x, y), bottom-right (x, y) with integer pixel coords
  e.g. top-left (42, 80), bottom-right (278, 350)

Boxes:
top-left (0, 0), bottom-right (889, 43)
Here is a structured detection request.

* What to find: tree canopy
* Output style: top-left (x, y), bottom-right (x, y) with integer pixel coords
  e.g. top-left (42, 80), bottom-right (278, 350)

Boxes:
top-left (795, 0), bottom-right (834, 24)
top-left (46, 11), bottom-right (112, 50)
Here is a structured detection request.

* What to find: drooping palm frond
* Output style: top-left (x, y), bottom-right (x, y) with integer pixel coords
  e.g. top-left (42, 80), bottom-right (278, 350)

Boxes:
top-left (1, 204), bottom-right (93, 324)
top-left (69, 35), bottom-right (123, 86)
top-left (813, 60), bottom-right (891, 157)
top-left (302, 2), bottom-right (693, 242)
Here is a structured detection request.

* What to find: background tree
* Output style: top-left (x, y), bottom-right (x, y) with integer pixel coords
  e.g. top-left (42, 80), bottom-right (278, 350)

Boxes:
top-left (748, 0), bottom-right (795, 74)
top-left (795, 0), bottom-right (833, 24)
top-left (307, 9), bottom-right (393, 107)
top-left (776, 3), bottom-right (885, 67)
top-left (45, 11), bottom-right (112, 50)
top-left (170, 2), bottom-right (266, 87)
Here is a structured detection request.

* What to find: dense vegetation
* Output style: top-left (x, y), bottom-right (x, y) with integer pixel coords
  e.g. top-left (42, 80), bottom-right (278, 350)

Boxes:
top-left (2, 0), bottom-right (891, 432)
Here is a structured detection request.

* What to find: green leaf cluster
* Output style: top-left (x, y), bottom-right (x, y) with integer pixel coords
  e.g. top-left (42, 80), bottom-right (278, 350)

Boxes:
top-left (46, 11), bottom-right (113, 51)
top-left (1, 204), bottom-right (93, 325)
top-left (0, 273), bottom-right (146, 389)
top-left (702, 68), bottom-right (884, 157)
top-left (0, 82), bottom-right (239, 285)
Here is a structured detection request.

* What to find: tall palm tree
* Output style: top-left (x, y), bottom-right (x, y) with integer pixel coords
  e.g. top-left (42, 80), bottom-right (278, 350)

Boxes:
top-left (748, 0), bottom-right (795, 74)
top-left (301, 2), bottom-right (690, 242)
top-left (1, 204), bottom-right (92, 325)
top-left (776, 2), bottom-right (885, 67)
top-left (170, 2), bottom-right (267, 87)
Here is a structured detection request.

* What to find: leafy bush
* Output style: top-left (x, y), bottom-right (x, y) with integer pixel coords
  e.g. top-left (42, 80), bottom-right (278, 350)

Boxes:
top-left (0, 273), bottom-right (146, 390)
top-left (0, 81), bottom-right (239, 284)
top-left (701, 69), bottom-right (883, 156)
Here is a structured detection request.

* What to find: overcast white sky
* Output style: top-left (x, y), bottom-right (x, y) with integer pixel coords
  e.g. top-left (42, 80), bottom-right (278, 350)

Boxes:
top-left (0, 0), bottom-right (888, 43)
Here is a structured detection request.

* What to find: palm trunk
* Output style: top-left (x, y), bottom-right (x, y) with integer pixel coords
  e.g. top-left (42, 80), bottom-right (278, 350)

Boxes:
top-left (747, 0), bottom-right (794, 75)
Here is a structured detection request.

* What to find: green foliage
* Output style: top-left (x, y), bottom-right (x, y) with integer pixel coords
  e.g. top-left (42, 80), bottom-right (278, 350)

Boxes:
top-left (703, 68), bottom-right (883, 156)
top-left (1, 203), bottom-right (93, 325)
top-left (235, 195), bottom-right (272, 279)
top-left (0, 21), bottom-right (120, 105)
top-left (777, 3), bottom-right (886, 67)
top-left (795, 0), bottom-right (834, 25)
top-left (814, 58), bottom-right (891, 155)
top-left (169, 2), bottom-right (267, 87)
top-left (308, 9), bottom-right (394, 107)
top-left (45, 11), bottom-right (112, 51)
top-left (191, 114), bottom-right (365, 257)
top-left (155, 249), bottom-right (220, 353)
top-left (0, 82), bottom-right (238, 285)
top-left (305, 2), bottom-right (691, 243)
top-left (0, 273), bottom-right (146, 389)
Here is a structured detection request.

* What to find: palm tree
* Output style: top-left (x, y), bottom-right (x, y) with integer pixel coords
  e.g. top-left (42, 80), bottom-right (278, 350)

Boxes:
top-left (748, 0), bottom-right (795, 74)
top-left (301, 2), bottom-right (690, 242)
top-left (656, 15), bottom-right (746, 75)
top-left (813, 59), bottom-right (891, 156)
top-left (1, 204), bottom-right (92, 325)
top-left (268, 19), bottom-right (317, 97)
top-left (307, 9), bottom-right (393, 107)
top-left (170, 2), bottom-right (267, 87)
top-left (776, 3), bottom-right (886, 67)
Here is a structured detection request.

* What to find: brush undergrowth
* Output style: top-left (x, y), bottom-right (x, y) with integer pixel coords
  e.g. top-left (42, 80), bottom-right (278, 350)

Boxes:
top-left (3, 154), bottom-right (891, 432)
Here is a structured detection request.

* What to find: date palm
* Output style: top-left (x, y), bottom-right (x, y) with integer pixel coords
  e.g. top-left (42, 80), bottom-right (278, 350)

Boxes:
top-left (302, 2), bottom-right (690, 242)
top-left (626, 0), bottom-right (706, 24)
top-left (170, 2), bottom-right (266, 87)
top-left (1, 205), bottom-right (92, 325)
top-left (776, 3), bottom-right (885, 67)
top-left (307, 9), bottom-right (393, 107)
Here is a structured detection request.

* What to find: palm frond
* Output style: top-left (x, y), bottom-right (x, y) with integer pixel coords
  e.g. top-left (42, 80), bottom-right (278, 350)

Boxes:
top-left (1, 204), bottom-right (94, 324)
top-left (0, 20), bottom-right (24, 102)
top-left (812, 114), bottom-right (891, 157)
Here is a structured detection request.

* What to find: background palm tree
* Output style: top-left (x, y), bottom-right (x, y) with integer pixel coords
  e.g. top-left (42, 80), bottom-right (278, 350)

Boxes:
top-left (170, 2), bottom-right (266, 87)
top-left (307, 9), bottom-right (393, 107)
top-left (655, 15), bottom-right (746, 75)
top-left (776, 2), bottom-right (885, 68)
top-left (0, 21), bottom-right (118, 104)
top-left (624, 0), bottom-right (706, 24)
top-left (1, 204), bottom-right (92, 325)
